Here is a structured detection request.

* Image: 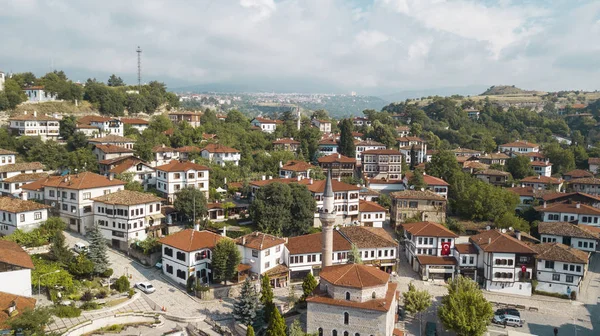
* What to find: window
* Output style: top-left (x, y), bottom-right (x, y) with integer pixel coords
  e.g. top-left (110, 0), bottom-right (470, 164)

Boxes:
top-left (49, 190), bottom-right (55, 197)
top-left (176, 269), bottom-right (186, 280)
top-left (252, 250), bottom-right (258, 258)
top-left (469, 256), bottom-right (474, 264)
top-left (174, 173), bottom-right (181, 179)
top-left (378, 250), bottom-right (382, 257)
top-left (343, 312), bottom-right (349, 325)
top-left (545, 260), bottom-right (555, 269)
top-left (83, 192), bottom-right (91, 200)
top-left (429, 238), bottom-right (434, 245)
top-left (576, 265), bottom-right (582, 273)
top-left (372, 292), bottom-right (376, 299)
top-left (333, 331), bottom-right (337, 336)
top-left (566, 275), bottom-right (574, 283)
top-left (18, 214), bottom-right (24, 222)
top-left (83, 206), bottom-right (92, 213)
top-left (570, 265), bottom-right (575, 272)
top-left (164, 247), bottom-right (173, 257)
top-left (462, 256), bottom-right (467, 264)
top-left (345, 292), bottom-right (350, 300)
top-left (33, 212), bottom-right (40, 220)
top-left (318, 328), bottom-right (323, 336)
top-left (264, 261), bottom-right (270, 269)
top-left (418, 237), bottom-right (422, 244)
top-left (176, 251), bottom-right (186, 262)
top-left (276, 245), bottom-right (281, 252)
top-left (265, 249), bottom-right (270, 257)
top-left (344, 332), bottom-right (348, 336)
top-left (552, 274), bottom-right (560, 281)
top-left (578, 241), bottom-right (583, 247)
top-left (62, 204), bottom-right (68, 211)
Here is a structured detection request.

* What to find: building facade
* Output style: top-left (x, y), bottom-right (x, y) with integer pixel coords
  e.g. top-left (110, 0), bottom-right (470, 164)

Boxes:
top-left (361, 149), bottom-right (403, 181)
top-left (200, 144), bottom-right (241, 166)
top-left (8, 112), bottom-right (60, 140)
top-left (390, 190), bottom-right (447, 227)
top-left (0, 197), bottom-right (50, 236)
top-left (155, 160), bottom-right (210, 203)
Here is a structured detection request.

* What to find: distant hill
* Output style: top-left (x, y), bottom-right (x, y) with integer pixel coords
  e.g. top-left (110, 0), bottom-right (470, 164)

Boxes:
top-left (378, 85), bottom-right (489, 103)
top-left (480, 85), bottom-right (536, 96)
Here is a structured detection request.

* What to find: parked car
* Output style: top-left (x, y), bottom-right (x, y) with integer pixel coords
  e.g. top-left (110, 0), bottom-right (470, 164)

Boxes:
top-left (73, 242), bottom-right (88, 255)
top-left (155, 259), bottom-right (162, 269)
top-left (135, 282), bottom-right (156, 294)
top-left (495, 308), bottom-right (520, 317)
top-left (425, 321), bottom-right (438, 336)
top-left (492, 315), bottom-right (523, 328)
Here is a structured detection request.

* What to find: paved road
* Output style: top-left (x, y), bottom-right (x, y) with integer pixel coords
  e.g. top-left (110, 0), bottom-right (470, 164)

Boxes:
top-left (63, 231), bottom-right (233, 320)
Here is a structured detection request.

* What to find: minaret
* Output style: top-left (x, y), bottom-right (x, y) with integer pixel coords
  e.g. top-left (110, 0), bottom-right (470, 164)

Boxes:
top-left (321, 169), bottom-right (336, 268)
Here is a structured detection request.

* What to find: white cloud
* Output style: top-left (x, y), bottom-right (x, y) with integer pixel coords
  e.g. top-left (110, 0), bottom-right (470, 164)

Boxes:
top-left (240, 0), bottom-right (276, 22)
top-left (354, 30), bottom-right (390, 48)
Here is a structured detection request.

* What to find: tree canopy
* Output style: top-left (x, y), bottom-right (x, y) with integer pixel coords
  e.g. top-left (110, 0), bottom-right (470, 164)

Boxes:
top-left (212, 239), bottom-right (241, 284)
top-left (438, 276), bottom-right (493, 336)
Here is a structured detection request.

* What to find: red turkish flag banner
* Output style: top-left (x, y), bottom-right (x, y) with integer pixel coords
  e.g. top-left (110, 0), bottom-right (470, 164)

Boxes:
top-left (521, 265), bottom-right (527, 273)
top-left (441, 242), bottom-right (451, 256)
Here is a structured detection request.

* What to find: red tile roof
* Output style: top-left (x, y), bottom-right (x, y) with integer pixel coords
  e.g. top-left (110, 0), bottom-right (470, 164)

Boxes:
top-left (362, 149), bottom-right (402, 155)
top-left (9, 113), bottom-right (59, 121)
top-left (416, 255), bottom-right (457, 265)
top-left (319, 264), bottom-right (390, 288)
top-left (588, 158), bottom-right (600, 165)
top-left (94, 144), bottom-right (134, 154)
top-left (538, 221), bottom-right (600, 240)
top-left (0, 292), bottom-right (36, 329)
top-left (570, 177), bottom-right (600, 185)
top-left (535, 202), bottom-right (600, 215)
top-left (108, 158), bottom-right (153, 174)
top-left (0, 241), bottom-right (34, 269)
top-left (499, 141), bottom-right (539, 149)
top-left (153, 145), bottom-right (176, 152)
top-left (280, 160), bottom-right (315, 172)
top-left (176, 146), bottom-right (202, 153)
top-left (564, 170), bottom-right (594, 179)
top-left (156, 160), bottom-right (209, 172)
top-left (88, 135), bottom-right (135, 144)
top-left (252, 117), bottom-right (283, 124)
top-left (422, 174), bottom-right (449, 186)
top-left (470, 230), bottom-right (536, 254)
top-left (201, 143), bottom-right (239, 154)
top-left (402, 221), bottom-right (458, 238)
top-left (339, 226), bottom-right (396, 248)
top-left (273, 138), bottom-right (300, 145)
top-left (455, 243), bottom-right (478, 254)
top-left (475, 169), bottom-right (510, 176)
top-left (530, 161), bottom-right (552, 167)
top-left (286, 230), bottom-right (352, 255)
top-left (91, 190), bottom-right (162, 205)
top-left (0, 148), bottom-right (16, 155)
top-left (78, 115), bottom-right (112, 124)
top-left (532, 242), bottom-right (588, 264)
top-left (307, 282), bottom-right (397, 312)
top-left (0, 162), bottom-right (44, 173)
top-left (235, 232), bottom-right (286, 250)
top-left (317, 153), bottom-right (356, 164)
top-left (521, 175), bottom-right (562, 184)
top-left (35, 172), bottom-right (126, 190)
top-left (390, 190), bottom-right (446, 201)
top-left (120, 118), bottom-right (149, 125)
top-left (249, 177), bottom-right (361, 193)
top-left (0, 197), bottom-right (50, 213)
top-left (359, 200), bottom-right (387, 213)
top-left (159, 229), bottom-right (225, 252)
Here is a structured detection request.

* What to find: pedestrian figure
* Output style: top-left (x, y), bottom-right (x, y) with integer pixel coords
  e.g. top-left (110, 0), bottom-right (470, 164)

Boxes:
top-left (554, 327), bottom-right (558, 336)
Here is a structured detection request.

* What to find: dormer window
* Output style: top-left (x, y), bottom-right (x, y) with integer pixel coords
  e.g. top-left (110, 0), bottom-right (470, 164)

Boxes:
top-left (371, 292), bottom-right (376, 299)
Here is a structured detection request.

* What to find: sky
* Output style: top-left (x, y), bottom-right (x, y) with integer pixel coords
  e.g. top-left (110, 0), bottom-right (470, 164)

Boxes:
top-left (1, 0), bottom-right (600, 96)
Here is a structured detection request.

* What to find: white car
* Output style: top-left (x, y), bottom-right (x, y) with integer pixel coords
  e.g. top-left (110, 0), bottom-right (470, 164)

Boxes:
top-left (73, 242), bottom-right (88, 255)
top-left (135, 282), bottom-right (156, 294)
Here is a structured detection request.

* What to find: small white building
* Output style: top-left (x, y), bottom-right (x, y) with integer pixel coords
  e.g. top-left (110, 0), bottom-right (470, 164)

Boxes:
top-left (8, 111), bottom-right (60, 140)
top-left (88, 135), bottom-right (135, 149)
top-left (358, 200), bottom-right (386, 227)
top-left (0, 240), bottom-right (34, 297)
top-left (498, 140), bottom-right (540, 154)
top-left (159, 229), bottom-right (226, 286)
top-left (235, 232), bottom-right (288, 287)
top-left (532, 242), bottom-right (588, 297)
top-left (108, 158), bottom-right (156, 187)
top-left (279, 160), bottom-right (315, 178)
top-left (92, 144), bottom-right (135, 162)
top-left (311, 119), bottom-right (332, 133)
top-left (0, 162), bottom-right (45, 183)
top-left (23, 86), bottom-right (57, 103)
top-left (77, 116), bottom-right (124, 137)
top-left (569, 177), bottom-right (600, 196)
top-left (538, 221), bottom-right (599, 253)
top-left (531, 161), bottom-right (553, 177)
top-left (0, 173), bottom-right (49, 198)
top-left (355, 138), bottom-right (388, 160)
top-left (521, 175), bottom-right (563, 192)
top-left (353, 117), bottom-right (372, 127)
top-left (92, 190), bottom-right (163, 250)
top-left (0, 196), bottom-right (50, 236)
top-left (398, 136), bottom-right (427, 165)
top-left (317, 138), bottom-right (339, 156)
top-left (536, 202), bottom-right (600, 226)
top-left (250, 117), bottom-right (282, 133)
top-left (402, 221), bottom-right (458, 280)
top-left (588, 158), bottom-right (600, 174)
top-left (0, 149), bottom-right (16, 166)
top-left (155, 160), bottom-right (210, 203)
top-left (152, 145), bottom-right (180, 167)
top-left (200, 144), bottom-right (240, 166)
top-left (120, 118), bottom-right (149, 132)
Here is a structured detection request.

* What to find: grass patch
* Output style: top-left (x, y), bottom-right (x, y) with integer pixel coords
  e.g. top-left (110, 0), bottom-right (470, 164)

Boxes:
top-left (80, 302), bottom-right (101, 311)
top-left (104, 297), bottom-right (129, 307)
top-left (83, 322), bottom-right (154, 336)
top-left (81, 278), bottom-right (104, 290)
top-left (533, 290), bottom-right (569, 299)
top-left (54, 305), bottom-right (82, 318)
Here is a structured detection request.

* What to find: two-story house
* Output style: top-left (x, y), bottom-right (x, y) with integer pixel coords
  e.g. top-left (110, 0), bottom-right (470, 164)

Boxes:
top-left (536, 202), bottom-right (600, 226)
top-left (92, 144), bottom-right (135, 162)
top-left (311, 119), bottom-right (332, 133)
top-left (404, 173), bottom-right (450, 199)
top-left (317, 138), bottom-right (339, 156)
top-left (532, 243), bottom-right (589, 297)
top-left (27, 172), bottom-right (126, 235)
top-left (0, 172), bottom-right (49, 198)
top-left (498, 140), bottom-right (540, 154)
top-left (361, 149), bottom-right (402, 181)
top-left (562, 169), bottom-right (593, 182)
top-left (530, 161), bottom-right (553, 177)
top-left (352, 116), bottom-right (372, 127)
top-left (23, 86), bottom-right (56, 103)
top-left (0, 196), bottom-right (50, 236)
top-left (92, 190), bottom-right (163, 250)
top-left (107, 158), bottom-right (156, 188)
top-left (0, 240), bottom-right (34, 297)
top-left (272, 138), bottom-right (300, 152)
top-left (77, 116), bottom-right (124, 137)
top-left (397, 136), bottom-right (427, 164)
top-left (168, 111), bottom-right (202, 128)
top-left (200, 144), bottom-right (240, 166)
top-left (120, 118), bottom-right (149, 132)
top-left (317, 154), bottom-right (356, 178)
top-left (175, 146), bottom-right (202, 161)
top-left (152, 145), bottom-right (180, 167)
top-left (88, 135), bottom-right (136, 149)
top-left (454, 243), bottom-right (479, 280)
top-left (390, 190), bottom-right (447, 227)
top-left (395, 125), bottom-right (410, 137)
top-left (155, 160), bottom-right (210, 203)
top-left (354, 139), bottom-right (386, 164)
top-left (358, 200), bottom-right (386, 227)
top-left (0, 149), bottom-right (16, 166)
top-left (478, 153), bottom-right (510, 166)
top-left (235, 232), bottom-right (288, 287)
top-left (470, 230), bottom-right (537, 296)
top-left (538, 221), bottom-right (599, 253)
top-left (279, 160), bottom-right (315, 178)
top-left (521, 175), bottom-right (563, 192)
top-left (0, 162), bottom-right (45, 184)
top-left (474, 169), bottom-right (511, 186)
top-left (159, 229), bottom-right (226, 286)
top-left (569, 177), bottom-right (600, 196)
top-left (8, 111), bottom-right (60, 140)
top-left (452, 147), bottom-right (483, 157)
top-left (402, 221), bottom-right (458, 280)
top-left (250, 117), bottom-right (282, 133)
top-left (588, 158), bottom-right (600, 174)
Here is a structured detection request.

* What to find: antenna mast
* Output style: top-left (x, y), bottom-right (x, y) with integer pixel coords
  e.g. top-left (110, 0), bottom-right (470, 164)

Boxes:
top-left (136, 46), bottom-right (142, 91)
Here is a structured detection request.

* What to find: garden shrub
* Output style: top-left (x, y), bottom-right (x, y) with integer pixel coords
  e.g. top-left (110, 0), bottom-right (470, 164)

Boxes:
top-left (128, 288), bottom-right (135, 298)
top-left (113, 276), bottom-right (130, 293)
top-left (96, 290), bottom-right (108, 299)
top-left (80, 291), bottom-right (94, 302)
top-left (101, 268), bottom-right (114, 278)
top-left (54, 305), bottom-right (82, 318)
top-left (80, 302), bottom-right (100, 311)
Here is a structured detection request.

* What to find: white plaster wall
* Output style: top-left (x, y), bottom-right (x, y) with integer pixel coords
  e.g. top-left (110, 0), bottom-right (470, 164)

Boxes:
top-left (0, 269), bottom-right (32, 296)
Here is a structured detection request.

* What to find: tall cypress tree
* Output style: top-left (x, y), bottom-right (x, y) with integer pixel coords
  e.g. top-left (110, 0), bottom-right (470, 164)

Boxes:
top-left (338, 119), bottom-right (355, 158)
top-left (233, 278), bottom-right (261, 327)
top-left (260, 275), bottom-right (275, 324)
top-left (87, 224), bottom-right (110, 274)
top-left (266, 307), bottom-right (286, 336)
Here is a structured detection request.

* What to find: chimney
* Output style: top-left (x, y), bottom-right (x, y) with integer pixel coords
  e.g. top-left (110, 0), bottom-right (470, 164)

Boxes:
top-left (279, 161), bottom-right (283, 168)
top-left (576, 203), bottom-right (581, 209)
top-left (543, 202), bottom-right (547, 208)
top-left (24, 111), bottom-right (27, 115)
top-left (337, 176), bottom-right (341, 182)
top-left (242, 236), bottom-right (246, 245)
top-left (20, 192), bottom-right (27, 201)
top-left (537, 175), bottom-right (541, 179)
top-left (310, 178), bottom-right (314, 185)
top-left (109, 174), bottom-right (113, 181)
top-left (337, 153), bottom-right (341, 159)
top-left (221, 225), bottom-right (227, 237)
top-left (7, 301), bottom-right (16, 315)
top-left (254, 231), bottom-right (259, 236)
top-left (297, 175), bottom-right (302, 181)
top-left (194, 223), bottom-right (200, 231)
top-left (268, 176), bottom-right (273, 180)
top-left (515, 230), bottom-right (521, 240)
top-left (33, 111), bottom-right (37, 117)
top-left (262, 175), bottom-right (266, 180)
top-left (488, 238), bottom-right (491, 244)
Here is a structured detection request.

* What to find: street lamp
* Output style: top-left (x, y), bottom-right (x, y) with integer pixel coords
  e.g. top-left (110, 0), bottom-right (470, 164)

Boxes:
top-left (38, 270), bottom-right (60, 296)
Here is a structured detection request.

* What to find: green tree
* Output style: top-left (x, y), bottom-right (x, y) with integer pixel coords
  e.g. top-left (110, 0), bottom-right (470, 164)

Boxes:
top-left (246, 325), bottom-right (255, 336)
top-left (544, 143), bottom-right (575, 174)
top-left (266, 307), bottom-right (287, 336)
top-left (113, 275), bottom-right (130, 292)
top-left (66, 131), bottom-right (89, 151)
top-left (287, 319), bottom-right (305, 336)
top-left (408, 169), bottom-right (427, 190)
top-left (410, 122), bottom-right (423, 137)
top-left (87, 224), bottom-right (110, 274)
top-left (438, 276), bottom-right (493, 336)
top-left (348, 243), bottom-right (362, 264)
top-left (107, 74), bottom-right (125, 87)
top-left (68, 253), bottom-right (95, 278)
top-left (233, 278), bottom-right (261, 327)
top-left (506, 156), bottom-right (534, 180)
top-left (3, 78), bottom-right (27, 109)
top-left (59, 115), bottom-right (78, 139)
top-left (174, 187), bottom-right (208, 226)
top-left (403, 283), bottom-right (432, 336)
top-left (338, 119), bottom-right (356, 158)
top-left (288, 184), bottom-right (317, 236)
top-left (371, 120), bottom-right (396, 148)
top-left (66, 147), bottom-right (99, 173)
top-left (301, 272), bottom-right (318, 301)
top-left (426, 150), bottom-right (461, 181)
top-left (261, 274), bottom-right (275, 324)
top-left (49, 230), bottom-right (73, 265)
top-left (495, 213), bottom-right (530, 232)
top-left (249, 183), bottom-right (291, 236)
top-left (212, 239), bottom-right (241, 284)
top-left (377, 194), bottom-right (392, 209)
top-left (6, 306), bottom-right (54, 336)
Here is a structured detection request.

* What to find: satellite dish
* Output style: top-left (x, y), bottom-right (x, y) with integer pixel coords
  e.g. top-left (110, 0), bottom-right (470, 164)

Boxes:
top-left (501, 229), bottom-right (507, 233)
top-left (485, 226), bottom-right (491, 231)
top-left (509, 227), bottom-right (513, 231)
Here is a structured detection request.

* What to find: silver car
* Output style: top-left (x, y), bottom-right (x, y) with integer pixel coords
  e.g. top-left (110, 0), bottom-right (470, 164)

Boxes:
top-left (135, 282), bottom-right (156, 294)
top-left (493, 314), bottom-right (523, 327)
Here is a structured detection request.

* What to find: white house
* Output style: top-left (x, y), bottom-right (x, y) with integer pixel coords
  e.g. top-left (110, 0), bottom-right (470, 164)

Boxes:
top-left (279, 160), bottom-right (315, 178)
top-left (532, 242), bottom-right (588, 297)
top-left (358, 200), bottom-right (386, 227)
top-left (23, 172), bottom-right (126, 235)
top-left (77, 116), bottom-right (124, 137)
top-left (200, 144), bottom-right (240, 166)
top-left (311, 119), bottom-right (332, 133)
top-left (354, 139), bottom-right (386, 164)
top-left (398, 136), bottom-right (427, 164)
top-left (88, 135), bottom-right (135, 149)
top-left (536, 202), bottom-right (600, 226)
top-left (361, 149), bottom-right (403, 181)
top-left (152, 145), bottom-right (180, 167)
top-left (92, 190), bottom-right (163, 250)
top-left (0, 196), bottom-right (50, 236)
top-left (175, 146), bottom-right (202, 161)
top-left (235, 232), bottom-right (288, 287)
top-left (92, 144), bottom-right (135, 162)
top-left (155, 160), bottom-right (210, 203)
top-left (250, 117), bottom-right (282, 133)
top-left (422, 174), bottom-right (450, 199)
top-left (454, 243), bottom-right (479, 280)
top-left (498, 140), bottom-right (540, 153)
top-left (353, 117), bottom-right (372, 127)
top-left (8, 111), bottom-right (60, 140)
top-left (120, 118), bottom-right (149, 132)
top-left (159, 229), bottom-right (226, 286)
top-left (538, 221), bottom-right (599, 253)
top-left (531, 161), bottom-right (553, 177)
top-left (401, 221), bottom-right (458, 280)
top-left (470, 230), bottom-right (537, 296)
top-left (0, 173), bottom-right (49, 198)
top-left (0, 240), bottom-right (34, 297)
top-left (588, 158), bottom-right (600, 174)
top-left (521, 175), bottom-right (563, 192)
top-left (23, 86), bottom-right (57, 103)
top-left (0, 149), bottom-right (16, 166)
top-left (108, 158), bottom-right (156, 188)
top-left (0, 162), bottom-right (45, 183)
top-left (317, 138), bottom-right (339, 156)
top-left (569, 177), bottom-right (600, 196)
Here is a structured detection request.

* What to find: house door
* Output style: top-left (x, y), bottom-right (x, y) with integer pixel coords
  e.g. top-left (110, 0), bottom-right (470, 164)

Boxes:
top-left (563, 237), bottom-right (571, 246)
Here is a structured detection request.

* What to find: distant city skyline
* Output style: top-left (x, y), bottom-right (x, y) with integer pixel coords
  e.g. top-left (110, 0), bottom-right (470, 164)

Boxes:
top-left (1, 0), bottom-right (599, 96)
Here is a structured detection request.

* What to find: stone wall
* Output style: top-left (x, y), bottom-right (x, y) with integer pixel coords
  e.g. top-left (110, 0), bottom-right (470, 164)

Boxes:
top-left (307, 302), bottom-right (392, 336)
top-left (322, 279), bottom-right (388, 303)
top-left (128, 249), bottom-right (161, 267)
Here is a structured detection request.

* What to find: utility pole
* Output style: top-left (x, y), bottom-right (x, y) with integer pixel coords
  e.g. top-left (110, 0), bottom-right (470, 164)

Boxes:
top-left (136, 46), bottom-right (142, 92)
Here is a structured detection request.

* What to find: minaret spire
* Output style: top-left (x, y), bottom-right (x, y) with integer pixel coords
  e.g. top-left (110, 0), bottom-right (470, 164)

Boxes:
top-left (321, 169), bottom-right (336, 268)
